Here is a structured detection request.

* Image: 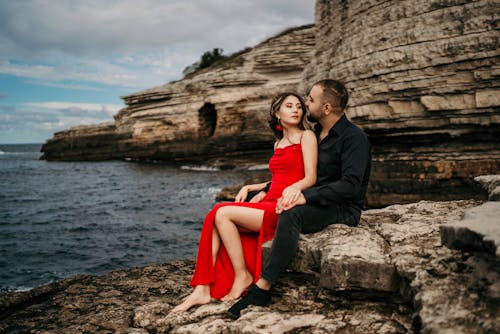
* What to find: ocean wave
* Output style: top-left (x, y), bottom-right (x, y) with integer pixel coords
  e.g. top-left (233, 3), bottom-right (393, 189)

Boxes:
top-left (0, 151), bottom-right (38, 156)
top-left (247, 164), bottom-right (268, 171)
top-left (1, 151), bottom-right (250, 291)
top-left (180, 165), bottom-right (220, 172)
top-left (0, 285), bottom-right (33, 293)
top-left (0, 150), bottom-right (21, 155)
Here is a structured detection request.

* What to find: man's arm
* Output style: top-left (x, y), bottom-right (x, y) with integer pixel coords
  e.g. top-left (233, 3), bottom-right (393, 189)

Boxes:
top-left (302, 131), bottom-right (370, 206)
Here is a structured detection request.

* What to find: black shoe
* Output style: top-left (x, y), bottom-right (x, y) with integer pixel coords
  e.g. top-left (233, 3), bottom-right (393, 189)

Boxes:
top-left (227, 284), bottom-right (271, 319)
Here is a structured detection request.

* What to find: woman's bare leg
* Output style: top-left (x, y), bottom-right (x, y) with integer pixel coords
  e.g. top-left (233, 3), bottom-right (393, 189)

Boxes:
top-left (212, 226), bottom-right (221, 265)
top-left (214, 206), bottom-right (264, 301)
top-left (171, 284), bottom-right (211, 312)
top-left (172, 226), bottom-right (221, 312)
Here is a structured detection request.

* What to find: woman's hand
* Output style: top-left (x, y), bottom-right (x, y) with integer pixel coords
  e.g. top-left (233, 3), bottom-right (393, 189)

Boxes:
top-left (276, 192), bottom-right (306, 213)
top-left (280, 185), bottom-right (301, 206)
top-left (249, 191), bottom-right (266, 203)
top-left (234, 186), bottom-right (249, 202)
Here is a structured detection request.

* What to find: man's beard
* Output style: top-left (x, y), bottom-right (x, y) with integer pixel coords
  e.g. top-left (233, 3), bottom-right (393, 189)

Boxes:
top-left (307, 113), bottom-right (318, 122)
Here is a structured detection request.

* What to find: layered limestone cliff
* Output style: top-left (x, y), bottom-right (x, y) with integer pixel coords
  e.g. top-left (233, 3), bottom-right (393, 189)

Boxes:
top-left (299, 0), bottom-right (500, 206)
top-left (40, 25), bottom-right (316, 165)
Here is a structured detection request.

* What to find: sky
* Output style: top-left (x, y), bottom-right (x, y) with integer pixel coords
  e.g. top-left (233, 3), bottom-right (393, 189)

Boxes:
top-left (0, 0), bottom-right (315, 144)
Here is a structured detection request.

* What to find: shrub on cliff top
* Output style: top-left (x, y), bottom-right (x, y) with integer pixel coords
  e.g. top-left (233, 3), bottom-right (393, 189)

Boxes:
top-left (183, 48), bottom-right (227, 76)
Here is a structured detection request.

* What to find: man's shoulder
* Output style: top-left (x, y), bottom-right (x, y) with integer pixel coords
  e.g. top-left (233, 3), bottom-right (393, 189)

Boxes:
top-left (344, 119), bottom-right (368, 139)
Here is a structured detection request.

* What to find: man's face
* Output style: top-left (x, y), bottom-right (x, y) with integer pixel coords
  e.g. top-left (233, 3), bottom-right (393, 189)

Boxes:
top-left (306, 84), bottom-right (323, 122)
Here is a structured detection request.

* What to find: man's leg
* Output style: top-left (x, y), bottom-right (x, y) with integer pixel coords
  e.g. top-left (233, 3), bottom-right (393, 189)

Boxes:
top-left (227, 208), bottom-right (303, 319)
top-left (263, 204), bottom-right (357, 283)
top-left (260, 206), bottom-right (302, 284)
top-left (228, 204), bottom-right (356, 318)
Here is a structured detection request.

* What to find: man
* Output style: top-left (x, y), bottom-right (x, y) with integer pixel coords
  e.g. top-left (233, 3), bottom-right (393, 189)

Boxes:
top-left (228, 79), bottom-right (371, 319)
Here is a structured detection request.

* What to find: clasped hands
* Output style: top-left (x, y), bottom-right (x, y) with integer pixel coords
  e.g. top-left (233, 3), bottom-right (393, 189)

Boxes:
top-left (234, 185), bottom-right (305, 213)
top-left (276, 185), bottom-right (305, 214)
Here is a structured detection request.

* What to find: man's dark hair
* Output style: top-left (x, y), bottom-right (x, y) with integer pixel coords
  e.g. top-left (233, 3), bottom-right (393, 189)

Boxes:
top-left (314, 79), bottom-right (349, 111)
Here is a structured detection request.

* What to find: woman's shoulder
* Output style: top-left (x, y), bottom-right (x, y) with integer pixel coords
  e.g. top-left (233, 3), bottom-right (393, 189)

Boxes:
top-left (302, 129), bottom-right (316, 137)
top-left (300, 130), bottom-right (317, 144)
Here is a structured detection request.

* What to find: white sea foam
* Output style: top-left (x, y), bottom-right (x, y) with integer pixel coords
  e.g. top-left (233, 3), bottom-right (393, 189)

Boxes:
top-left (180, 165), bottom-right (220, 172)
top-left (207, 187), bottom-right (222, 195)
top-left (248, 164), bottom-right (268, 171)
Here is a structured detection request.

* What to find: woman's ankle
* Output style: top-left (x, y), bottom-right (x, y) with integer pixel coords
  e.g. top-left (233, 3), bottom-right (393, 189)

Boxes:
top-left (255, 278), bottom-right (271, 291)
top-left (193, 284), bottom-right (210, 294)
top-left (233, 269), bottom-right (253, 281)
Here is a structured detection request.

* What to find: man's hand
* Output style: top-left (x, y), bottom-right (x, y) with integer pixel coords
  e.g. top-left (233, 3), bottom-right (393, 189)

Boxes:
top-left (276, 193), bottom-right (306, 214)
top-left (281, 185), bottom-right (301, 206)
top-left (249, 191), bottom-right (266, 203)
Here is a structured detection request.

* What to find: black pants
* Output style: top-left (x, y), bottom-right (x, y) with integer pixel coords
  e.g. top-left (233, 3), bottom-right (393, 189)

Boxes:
top-left (260, 204), bottom-right (360, 284)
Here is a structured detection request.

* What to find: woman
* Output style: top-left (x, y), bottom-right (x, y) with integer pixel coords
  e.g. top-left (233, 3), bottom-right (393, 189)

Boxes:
top-left (172, 92), bottom-right (317, 312)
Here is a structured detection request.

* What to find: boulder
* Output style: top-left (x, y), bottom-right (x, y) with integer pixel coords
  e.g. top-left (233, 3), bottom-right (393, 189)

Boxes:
top-left (441, 201), bottom-right (500, 256)
top-left (474, 174), bottom-right (500, 201)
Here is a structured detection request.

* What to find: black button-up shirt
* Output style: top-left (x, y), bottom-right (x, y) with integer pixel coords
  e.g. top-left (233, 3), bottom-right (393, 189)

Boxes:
top-left (302, 114), bottom-right (371, 211)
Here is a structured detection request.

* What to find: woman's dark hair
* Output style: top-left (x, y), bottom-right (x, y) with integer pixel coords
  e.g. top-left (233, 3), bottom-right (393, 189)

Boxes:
top-left (268, 92), bottom-right (308, 139)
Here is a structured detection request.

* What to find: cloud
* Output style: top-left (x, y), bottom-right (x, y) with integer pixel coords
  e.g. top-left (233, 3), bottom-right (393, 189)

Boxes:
top-left (0, 0), bottom-right (315, 90)
top-left (0, 59), bottom-right (144, 90)
top-left (0, 104), bottom-right (58, 133)
top-left (0, 0), bottom-right (314, 56)
top-left (24, 101), bottom-right (123, 118)
top-left (0, 101), bottom-right (119, 142)
top-left (0, 104), bottom-right (15, 114)
top-left (24, 80), bottom-right (104, 92)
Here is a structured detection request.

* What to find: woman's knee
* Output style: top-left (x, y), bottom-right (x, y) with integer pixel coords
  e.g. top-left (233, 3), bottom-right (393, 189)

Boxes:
top-left (214, 206), bottom-right (230, 226)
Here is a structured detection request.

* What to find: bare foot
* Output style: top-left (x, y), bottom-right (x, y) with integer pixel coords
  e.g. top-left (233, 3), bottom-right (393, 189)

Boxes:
top-left (171, 285), bottom-right (211, 313)
top-left (221, 270), bottom-right (253, 301)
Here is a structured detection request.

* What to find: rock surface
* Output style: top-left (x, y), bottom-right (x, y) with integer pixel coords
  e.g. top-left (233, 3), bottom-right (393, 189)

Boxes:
top-left (441, 175), bottom-right (500, 256)
top-left (441, 201), bottom-right (500, 256)
top-left (475, 174), bottom-right (500, 201)
top-left (1, 200), bottom-right (498, 333)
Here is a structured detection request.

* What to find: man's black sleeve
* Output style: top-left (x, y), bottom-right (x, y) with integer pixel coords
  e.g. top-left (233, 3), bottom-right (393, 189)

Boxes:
top-left (303, 131), bottom-right (370, 206)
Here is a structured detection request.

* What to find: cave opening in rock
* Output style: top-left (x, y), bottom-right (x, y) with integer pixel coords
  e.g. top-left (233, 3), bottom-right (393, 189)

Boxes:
top-left (198, 103), bottom-right (217, 138)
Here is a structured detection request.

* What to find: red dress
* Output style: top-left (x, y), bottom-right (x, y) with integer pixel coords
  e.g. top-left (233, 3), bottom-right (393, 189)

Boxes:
top-left (190, 143), bottom-right (305, 299)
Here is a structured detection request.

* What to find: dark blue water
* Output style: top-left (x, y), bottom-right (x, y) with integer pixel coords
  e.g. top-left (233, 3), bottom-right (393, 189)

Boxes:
top-left (0, 144), bottom-right (261, 292)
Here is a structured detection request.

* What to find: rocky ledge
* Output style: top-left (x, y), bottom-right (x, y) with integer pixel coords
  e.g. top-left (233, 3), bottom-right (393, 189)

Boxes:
top-left (1, 178), bottom-right (499, 333)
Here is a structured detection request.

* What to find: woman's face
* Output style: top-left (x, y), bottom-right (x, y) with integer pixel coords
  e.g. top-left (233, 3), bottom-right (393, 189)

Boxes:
top-left (276, 95), bottom-right (303, 127)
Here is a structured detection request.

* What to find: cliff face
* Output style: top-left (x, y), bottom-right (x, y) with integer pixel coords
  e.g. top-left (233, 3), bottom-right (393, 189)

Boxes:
top-left (300, 0), bottom-right (500, 206)
top-left (40, 25), bottom-right (316, 165)
top-left (40, 0), bottom-right (500, 206)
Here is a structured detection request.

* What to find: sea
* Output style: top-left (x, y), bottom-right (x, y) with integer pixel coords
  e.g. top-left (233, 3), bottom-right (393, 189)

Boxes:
top-left (0, 143), bottom-right (264, 292)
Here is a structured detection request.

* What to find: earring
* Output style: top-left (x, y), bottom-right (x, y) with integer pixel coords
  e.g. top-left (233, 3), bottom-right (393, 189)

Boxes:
top-left (275, 118), bottom-right (283, 131)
